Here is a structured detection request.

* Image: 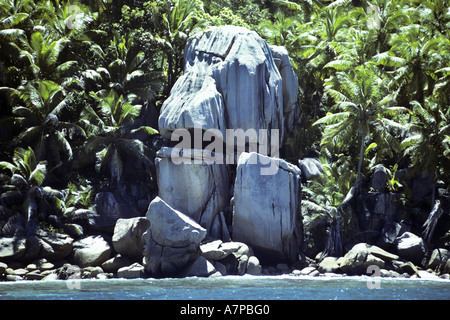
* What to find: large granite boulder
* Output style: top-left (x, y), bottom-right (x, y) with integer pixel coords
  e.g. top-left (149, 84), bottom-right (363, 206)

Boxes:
top-left (232, 152), bottom-right (302, 263)
top-left (158, 25), bottom-right (298, 145)
top-left (155, 147), bottom-right (231, 238)
top-left (142, 197), bottom-right (207, 277)
top-left (270, 45), bottom-right (299, 132)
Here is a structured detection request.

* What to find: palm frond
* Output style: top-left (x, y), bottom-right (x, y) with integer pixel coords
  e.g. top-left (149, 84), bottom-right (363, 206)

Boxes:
top-left (313, 111), bottom-right (350, 126)
top-left (0, 28), bottom-right (25, 40)
top-left (29, 162), bottom-right (47, 186)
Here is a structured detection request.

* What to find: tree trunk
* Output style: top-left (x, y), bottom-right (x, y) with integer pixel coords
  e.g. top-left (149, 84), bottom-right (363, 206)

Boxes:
top-left (357, 133), bottom-right (366, 185)
top-left (422, 200), bottom-right (443, 245)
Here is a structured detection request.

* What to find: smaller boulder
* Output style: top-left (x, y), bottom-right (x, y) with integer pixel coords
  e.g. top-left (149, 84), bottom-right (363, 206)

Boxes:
top-left (427, 248), bottom-right (450, 270)
top-left (57, 263), bottom-right (82, 280)
top-left (63, 224), bottom-right (84, 239)
top-left (370, 164), bottom-right (388, 192)
top-left (70, 235), bottom-right (111, 268)
top-left (181, 256), bottom-right (217, 278)
top-left (142, 197), bottom-right (207, 277)
top-left (218, 242), bottom-right (253, 259)
top-left (399, 261), bottom-right (419, 276)
top-left (395, 232), bottom-right (426, 266)
top-left (92, 192), bottom-right (141, 232)
top-left (444, 260), bottom-right (450, 274)
top-left (102, 254), bottom-right (133, 273)
top-left (297, 158), bottom-right (324, 182)
top-left (339, 243), bottom-right (385, 275)
top-left (299, 266), bottom-right (317, 275)
top-left (0, 237), bottom-right (27, 262)
top-left (117, 263), bottom-right (145, 279)
top-left (36, 229), bottom-right (73, 261)
top-left (112, 217), bottom-right (150, 259)
top-left (318, 257), bottom-right (341, 273)
top-left (237, 255), bottom-right (249, 276)
top-left (246, 256), bottom-right (262, 275)
top-left (200, 240), bottom-right (226, 260)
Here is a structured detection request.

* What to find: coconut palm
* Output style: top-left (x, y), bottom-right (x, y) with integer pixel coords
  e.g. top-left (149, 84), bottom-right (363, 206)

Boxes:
top-left (401, 99), bottom-right (450, 203)
top-left (19, 31), bottom-right (76, 81)
top-left (7, 80), bottom-right (85, 175)
top-left (0, 146), bottom-right (64, 235)
top-left (35, 0), bottom-right (95, 39)
top-left (258, 11), bottom-right (297, 47)
top-left (373, 23), bottom-right (446, 106)
top-left (313, 64), bottom-right (410, 185)
top-left (365, 0), bottom-right (412, 54)
top-left (161, 0), bottom-right (205, 90)
top-left (0, 146), bottom-right (47, 191)
top-left (0, 1), bottom-right (32, 87)
top-left (76, 89), bottom-right (158, 186)
top-left (80, 31), bottom-right (164, 104)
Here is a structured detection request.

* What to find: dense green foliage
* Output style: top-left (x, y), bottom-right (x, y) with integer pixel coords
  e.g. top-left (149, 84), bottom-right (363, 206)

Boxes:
top-left (0, 0), bottom-right (449, 243)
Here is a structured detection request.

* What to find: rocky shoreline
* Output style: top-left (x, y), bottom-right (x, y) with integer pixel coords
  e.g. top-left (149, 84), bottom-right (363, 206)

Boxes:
top-left (1, 236), bottom-right (450, 282)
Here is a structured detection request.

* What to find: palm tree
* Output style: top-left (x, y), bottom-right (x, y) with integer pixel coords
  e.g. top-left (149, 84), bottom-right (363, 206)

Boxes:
top-left (415, 0), bottom-right (450, 38)
top-left (80, 31), bottom-right (164, 104)
top-left (373, 23), bottom-right (446, 106)
top-left (0, 146), bottom-right (64, 235)
top-left (76, 89), bottom-right (158, 187)
top-left (313, 64), bottom-right (410, 185)
top-left (258, 11), bottom-right (297, 47)
top-left (35, 0), bottom-right (95, 38)
top-left (0, 0), bottom-right (35, 20)
top-left (0, 146), bottom-right (47, 192)
top-left (365, 0), bottom-right (412, 54)
top-left (401, 99), bottom-right (450, 204)
top-left (19, 31), bottom-right (76, 81)
top-left (161, 0), bottom-right (205, 91)
top-left (0, 0), bottom-right (33, 87)
top-left (106, 32), bottom-right (163, 102)
top-left (7, 80), bottom-right (85, 174)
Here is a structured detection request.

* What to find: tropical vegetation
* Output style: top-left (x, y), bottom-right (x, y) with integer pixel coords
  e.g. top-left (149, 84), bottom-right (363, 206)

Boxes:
top-left (0, 0), bottom-right (449, 250)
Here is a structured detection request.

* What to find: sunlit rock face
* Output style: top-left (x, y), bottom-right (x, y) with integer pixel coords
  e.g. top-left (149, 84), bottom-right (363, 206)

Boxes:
top-left (232, 152), bottom-right (303, 264)
top-left (142, 197), bottom-right (207, 277)
top-left (158, 25), bottom-right (298, 144)
top-left (155, 147), bottom-right (231, 238)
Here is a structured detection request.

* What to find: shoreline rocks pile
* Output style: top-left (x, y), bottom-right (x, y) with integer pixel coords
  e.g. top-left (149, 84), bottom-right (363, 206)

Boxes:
top-left (1, 226), bottom-right (449, 281)
top-left (1, 221), bottom-right (450, 281)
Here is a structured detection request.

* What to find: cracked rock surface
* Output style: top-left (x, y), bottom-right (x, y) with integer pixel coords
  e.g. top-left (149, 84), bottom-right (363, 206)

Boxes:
top-left (232, 152), bottom-right (302, 263)
top-left (158, 25), bottom-right (298, 144)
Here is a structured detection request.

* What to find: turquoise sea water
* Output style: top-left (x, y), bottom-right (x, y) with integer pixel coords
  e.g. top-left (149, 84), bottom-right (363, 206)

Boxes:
top-left (0, 275), bottom-right (449, 300)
